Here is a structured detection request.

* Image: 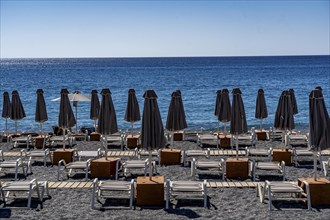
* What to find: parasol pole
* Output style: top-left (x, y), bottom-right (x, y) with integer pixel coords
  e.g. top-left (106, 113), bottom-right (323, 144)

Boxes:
top-left (235, 132), bottom-right (239, 159)
top-left (15, 120), bottom-right (18, 135)
top-left (40, 122), bottom-right (43, 137)
top-left (75, 105), bottom-right (78, 132)
top-left (131, 122), bottom-right (134, 137)
top-left (224, 122), bottom-right (227, 135)
top-left (63, 128), bottom-right (66, 150)
top-left (260, 119), bottom-right (263, 130)
top-left (104, 135), bottom-right (108, 160)
top-left (313, 150), bottom-right (318, 180)
top-left (149, 150), bottom-right (153, 180)
top-left (5, 118), bottom-right (8, 142)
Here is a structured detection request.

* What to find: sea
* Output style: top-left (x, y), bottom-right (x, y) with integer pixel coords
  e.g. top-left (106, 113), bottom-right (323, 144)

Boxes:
top-left (0, 55), bottom-right (329, 134)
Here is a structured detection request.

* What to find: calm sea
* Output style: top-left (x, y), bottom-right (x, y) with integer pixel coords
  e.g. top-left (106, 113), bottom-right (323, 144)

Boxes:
top-left (0, 56), bottom-right (329, 133)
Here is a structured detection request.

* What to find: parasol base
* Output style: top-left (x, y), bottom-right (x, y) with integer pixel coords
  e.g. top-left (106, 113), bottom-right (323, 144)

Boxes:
top-left (218, 134), bottom-right (231, 148)
top-left (126, 135), bottom-right (139, 149)
top-left (160, 149), bottom-right (181, 165)
top-left (136, 176), bottom-right (164, 206)
top-left (226, 158), bottom-right (249, 179)
top-left (272, 149), bottom-right (292, 166)
top-left (255, 130), bottom-right (268, 141)
top-left (90, 157), bottom-right (121, 178)
top-left (52, 149), bottom-right (74, 165)
top-left (298, 178), bottom-right (330, 206)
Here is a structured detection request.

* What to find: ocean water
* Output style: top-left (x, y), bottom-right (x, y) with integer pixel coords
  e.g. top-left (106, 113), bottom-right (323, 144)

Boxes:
top-left (0, 56), bottom-right (329, 133)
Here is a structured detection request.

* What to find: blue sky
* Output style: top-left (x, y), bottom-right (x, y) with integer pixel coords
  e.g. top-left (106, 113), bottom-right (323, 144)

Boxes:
top-left (1, 0), bottom-right (329, 58)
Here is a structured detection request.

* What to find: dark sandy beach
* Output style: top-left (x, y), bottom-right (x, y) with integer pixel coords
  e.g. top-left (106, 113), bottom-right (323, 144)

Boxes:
top-left (0, 135), bottom-right (329, 220)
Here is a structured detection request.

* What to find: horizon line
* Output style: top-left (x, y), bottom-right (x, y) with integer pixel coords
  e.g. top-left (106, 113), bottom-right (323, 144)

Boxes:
top-left (1, 54), bottom-right (329, 59)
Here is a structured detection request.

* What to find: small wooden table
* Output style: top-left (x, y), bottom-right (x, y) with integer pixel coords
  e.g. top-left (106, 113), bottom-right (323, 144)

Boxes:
top-left (52, 149), bottom-right (74, 165)
top-left (126, 134), bottom-right (140, 149)
top-left (255, 130), bottom-right (268, 141)
top-left (219, 134), bottom-right (231, 148)
top-left (226, 158), bottom-right (249, 179)
top-left (298, 178), bottom-right (330, 206)
top-left (90, 157), bottom-right (121, 178)
top-left (272, 149), bottom-right (292, 166)
top-left (136, 176), bottom-right (164, 206)
top-left (160, 149), bottom-right (181, 165)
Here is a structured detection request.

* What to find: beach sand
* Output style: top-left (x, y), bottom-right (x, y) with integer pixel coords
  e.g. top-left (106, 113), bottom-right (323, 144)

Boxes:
top-left (0, 136), bottom-right (329, 219)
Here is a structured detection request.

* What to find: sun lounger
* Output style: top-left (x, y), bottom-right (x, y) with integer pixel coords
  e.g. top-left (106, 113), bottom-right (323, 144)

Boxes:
top-left (285, 134), bottom-right (309, 147)
top-left (76, 148), bottom-right (102, 161)
top-left (197, 133), bottom-right (219, 148)
top-left (269, 128), bottom-right (284, 141)
top-left (165, 180), bottom-right (208, 209)
top-left (246, 147), bottom-right (272, 160)
top-left (10, 135), bottom-right (32, 149)
top-left (322, 158), bottom-right (330, 176)
top-left (24, 149), bottom-right (50, 172)
top-left (252, 161), bottom-right (285, 181)
top-left (57, 159), bottom-right (92, 181)
top-left (49, 135), bottom-right (73, 147)
top-left (0, 150), bottom-right (32, 180)
top-left (292, 149), bottom-right (317, 167)
top-left (257, 181), bottom-right (311, 211)
top-left (182, 149), bottom-right (210, 166)
top-left (0, 179), bottom-right (42, 209)
top-left (122, 159), bottom-right (155, 177)
top-left (91, 178), bottom-right (135, 209)
top-left (102, 134), bottom-right (124, 151)
top-left (191, 158), bottom-right (225, 180)
top-left (232, 130), bottom-right (256, 147)
top-left (136, 148), bottom-right (160, 164)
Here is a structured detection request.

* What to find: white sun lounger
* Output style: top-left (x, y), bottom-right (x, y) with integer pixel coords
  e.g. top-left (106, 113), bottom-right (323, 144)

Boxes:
top-left (191, 158), bottom-right (225, 180)
top-left (22, 149), bottom-right (50, 170)
top-left (11, 135), bottom-right (32, 149)
top-left (91, 178), bottom-right (135, 209)
top-left (0, 150), bottom-right (32, 180)
top-left (285, 134), bottom-right (309, 147)
top-left (122, 159), bottom-right (155, 177)
top-left (0, 179), bottom-right (42, 209)
top-left (182, 149), bottom-right (210, 166)
top-left (197, 133), bottom-right (219, 148)
top-left (136, 149), bottom-right (160, 164)
top-left (257, 181), bottom-right (311, 211)
top-left (165, 180), bottom-right (208, 209)
top-left (252, 161), bottom-right (285, 181)
top-left (49, 135), bottom-right (73, 147)
top-left (246, 147), bottom-right (272, 160)
top-left (102, 134), bottom-right (124, 151)
top-left (57, 159), bottom-right (92, 181)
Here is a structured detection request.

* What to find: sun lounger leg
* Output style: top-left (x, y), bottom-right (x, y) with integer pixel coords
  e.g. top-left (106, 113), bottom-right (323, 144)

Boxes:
top-left (91, 178), bottom-right (98, 209)
top-left (165, 179), bottom-right (170, 209)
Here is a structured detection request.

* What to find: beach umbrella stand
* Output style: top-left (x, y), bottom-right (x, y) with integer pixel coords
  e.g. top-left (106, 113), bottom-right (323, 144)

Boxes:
top-left (309, 88), bottom-right (330, 180)
top-left (142, 90), bottom-right (166, 180)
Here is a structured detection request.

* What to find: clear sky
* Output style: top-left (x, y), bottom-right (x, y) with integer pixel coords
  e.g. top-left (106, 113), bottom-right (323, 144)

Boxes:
top-left (0, 0), bottom-right (329, 58)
